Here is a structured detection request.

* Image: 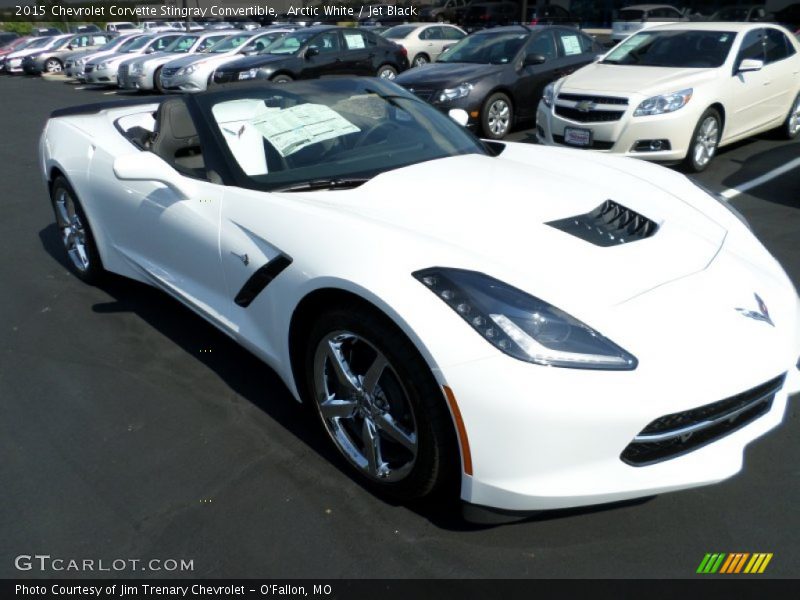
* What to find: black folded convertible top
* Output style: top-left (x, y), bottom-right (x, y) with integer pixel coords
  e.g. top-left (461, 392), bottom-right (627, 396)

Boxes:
top-left (50, 97), bottom-right (165, 119)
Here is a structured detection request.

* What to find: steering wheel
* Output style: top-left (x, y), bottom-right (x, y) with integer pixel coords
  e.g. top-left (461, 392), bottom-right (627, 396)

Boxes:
top-left (354, 121), bottom-right (402, 149)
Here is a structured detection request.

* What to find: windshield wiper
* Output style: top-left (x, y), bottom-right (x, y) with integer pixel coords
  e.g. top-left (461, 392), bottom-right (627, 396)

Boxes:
top-left (271, 177), bottom-right (371, 193)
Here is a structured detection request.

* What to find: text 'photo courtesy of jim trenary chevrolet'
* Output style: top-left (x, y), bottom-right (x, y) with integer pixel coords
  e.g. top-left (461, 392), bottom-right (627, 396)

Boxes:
top-left (1, 0), bottom-right (800, 588)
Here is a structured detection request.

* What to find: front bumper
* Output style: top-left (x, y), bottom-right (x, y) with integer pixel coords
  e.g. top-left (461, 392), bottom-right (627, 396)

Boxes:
top-left (5, 58), bottom-right (25, 73)
top-left (439, 248), bottom-right (800, 511)
top-left (119, 71), bottom-right (153, 90)
top-left (536, 98), bottom-right (699, 162)
top-left (85, 65), bottom-right (118, 85)
top-left (159, 72), bottom-right (205, 92)
top-left (22, 57), bottom-right (44, 74)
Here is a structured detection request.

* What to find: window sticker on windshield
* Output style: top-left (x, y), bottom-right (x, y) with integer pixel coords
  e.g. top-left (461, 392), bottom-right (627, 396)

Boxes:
top-left (252, 103), bottom-right (361, 157)
top-left (561, 35), bottom-right (582, 55)
top-left (344, 33), bottom-right (365, 50)
top-left (720, 34), bottom-right (729, 42)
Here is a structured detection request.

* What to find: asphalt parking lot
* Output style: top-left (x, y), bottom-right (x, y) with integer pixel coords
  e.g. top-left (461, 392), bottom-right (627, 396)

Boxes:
top-left (0, 74), bottom-right (798, 579)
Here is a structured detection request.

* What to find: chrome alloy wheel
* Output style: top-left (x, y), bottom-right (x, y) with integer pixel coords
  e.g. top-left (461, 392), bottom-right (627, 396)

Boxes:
top-left (487, 98), bottom-right (510, 137)
top-left (789, 96), bottom-right (800, 136)
top-left (693, 115), bottom-right (719, 168)
top-left (45, 59), bottom-right (62, 73)
top-left (313, 331), bottom-right (418, 482)
top-left (378, 67), bottom-right (396, 80)
top-left (54, 188), bottom-right (90, 272)
top-left (413, 55), bottom-right (428, 67)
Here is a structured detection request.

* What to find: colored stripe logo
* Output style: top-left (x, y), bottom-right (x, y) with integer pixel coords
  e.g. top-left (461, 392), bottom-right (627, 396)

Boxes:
top-left (697, 553), bottom-right (773, 574)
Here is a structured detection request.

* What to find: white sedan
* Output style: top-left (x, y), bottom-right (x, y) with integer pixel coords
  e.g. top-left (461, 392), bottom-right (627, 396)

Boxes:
top-left (382, 22), bottom-right (466, 67)
top-left (537, 23), bottom-right (800, 171)
top-left (39, 78), bottom-right (800, 516)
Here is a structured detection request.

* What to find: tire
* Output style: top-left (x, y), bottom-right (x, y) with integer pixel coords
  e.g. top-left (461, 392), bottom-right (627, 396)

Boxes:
top-left (303, 304), bottom-right (458, 502)
top-left (778, 92), bottom-right (800, 140)
top-left (412, 54), bottom-right (429, 68)
top-left (153, 66), bottom-right (164, 93)
top-left (50, 176), bottom-right (103, 284)
top-left (271, 74), bottom-right (293, 83)
top-left (683, 108), bottom-right (721, 173)
top-left (377, 64), bottom-right (398, 80)
top-left (481, 92), bottom-right (513, 139)
top-left (44, 58), bottom-right (62, 74)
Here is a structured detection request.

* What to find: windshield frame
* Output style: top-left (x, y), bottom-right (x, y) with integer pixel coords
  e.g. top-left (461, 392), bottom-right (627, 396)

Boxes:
top-left (437, 30), bottom-right (530, 65)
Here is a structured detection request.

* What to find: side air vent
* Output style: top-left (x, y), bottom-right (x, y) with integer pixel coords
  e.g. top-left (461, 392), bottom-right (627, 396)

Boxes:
top-left (547, 200), bottom-right (658, 247)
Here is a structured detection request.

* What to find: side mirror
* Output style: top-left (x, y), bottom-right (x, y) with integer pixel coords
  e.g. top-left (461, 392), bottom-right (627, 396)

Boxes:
top-left (240, 44), bottom-right (256, 55)
top-left (145, 46), bottom-right (155, 54)
top-left (305, 46), bottom-right (319, 59)
top-left (67, 44), bottom-right (74, 50)
top-left (523, 53), bottom-right (547, 66)
top-left (448, 108), bottom-right (469, 127)
top-left (737, 58), bottom-right (763, 73)
top-left (113, 153), bottom-right (195, 200)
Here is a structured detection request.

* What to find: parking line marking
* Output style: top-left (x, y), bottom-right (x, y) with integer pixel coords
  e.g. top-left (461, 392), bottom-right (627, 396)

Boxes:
top-left (103, 91), bottom-right (117, 95)
top-left (721, 156), bottom-right (800, 200)
top-left (74, 86), bottom-right (87, 90)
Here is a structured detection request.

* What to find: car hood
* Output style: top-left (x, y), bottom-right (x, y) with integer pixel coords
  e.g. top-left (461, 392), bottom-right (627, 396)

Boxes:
top-left (165, 52), bottom-right (234, 68)
top-left (129, 51), bottom-right (180, 67)
top-left (7, 47), bottom-right (48, 59)
top-left (560, 62), bottom-right (719, 95)
top-left (395, 61), bottom-right (502, 88)
top-left (216, 53), bottom-right (292, 71)
top-left (292, 150), bottom-right (727, 308)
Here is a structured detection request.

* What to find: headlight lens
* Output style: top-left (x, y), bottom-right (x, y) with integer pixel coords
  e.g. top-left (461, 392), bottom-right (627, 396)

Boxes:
top-left (97, 61), bottom-right (111, 69)
top-left (634, 88), bottom-right (692, 116)
top-left (414, 268), bottom-right (637, 370)
top-left (692, 180), bottom-right (751, 230)
top-left (437, 83), bottom-right (473, 103)
top-left (543, 82), bottom-right (555, 108)
top-left (179, 64), bottom-right (197, 75)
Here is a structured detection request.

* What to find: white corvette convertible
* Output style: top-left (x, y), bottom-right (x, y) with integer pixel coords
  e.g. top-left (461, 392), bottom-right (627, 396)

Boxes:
top-left (39, 78), bottom-right (800, 516)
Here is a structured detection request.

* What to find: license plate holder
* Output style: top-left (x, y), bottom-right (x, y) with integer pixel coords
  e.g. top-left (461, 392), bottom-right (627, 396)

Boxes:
top-left (564, 127), bottom-right (592, 147)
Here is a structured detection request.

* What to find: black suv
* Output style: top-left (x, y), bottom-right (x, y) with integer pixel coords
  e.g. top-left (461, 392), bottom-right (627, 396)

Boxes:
top-left (214, 26), bottom-right (409, 85)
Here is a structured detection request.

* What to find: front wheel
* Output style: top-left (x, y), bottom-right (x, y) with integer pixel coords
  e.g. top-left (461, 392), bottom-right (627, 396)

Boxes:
top-left (683, 108), bottom-right (721, 172)
top-left (481, 92), bottom-right (513, 139)
top-left (44, 58), bottom-right (62, 74)
top-left (271, 74), bottom-right (293, 83)
top-left (50, 176), bottom-right (103, 284)
top-left (779, 92), bottom-right (800, 140)
top-left (153, 66), bottom-right (164, 93)
top-left (377, 64), bottom-right (397, 80)
top-left (304, 305), bottom-right (458, 502)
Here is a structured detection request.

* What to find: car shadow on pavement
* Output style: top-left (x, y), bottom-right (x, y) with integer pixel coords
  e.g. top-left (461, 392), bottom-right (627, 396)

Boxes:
top-left (39, 222), bottom-right (655, 531)
top-left (720, 142), bottom-right (800, 208)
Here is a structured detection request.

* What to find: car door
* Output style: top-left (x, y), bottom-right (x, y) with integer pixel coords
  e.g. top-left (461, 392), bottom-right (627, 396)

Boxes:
top-left (725, 28), bottom-right (772, 139)
top-left (301, 30), bottom-right (347, 78)
top-left (513, 31), bottom-right (559, 119)
top-left (553, 29), bottom-right (597, 75)
top-left (340, 30), bottom-right (374, 75)
top-left (91, 104), bottom-right (231, 331)
top-left (762, 27), bottom-right (799, 121)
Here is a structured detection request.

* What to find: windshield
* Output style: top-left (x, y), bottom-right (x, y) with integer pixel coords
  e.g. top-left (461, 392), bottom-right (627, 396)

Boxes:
top-left (264, 31), bottom-right (315, 54)
top-left (714, 7), bottom-right (750, 20)
top-left (51, 37), bottom-right (73, 50)
top-left (124, 35), bottom-right (154, 51)
top-left (618, 9), bottom-right (645, 21)
top-left (115, 24), bottom-right (138, 31)
top-left (204, 34), bottom-right (250, 53)
top-left (27, 37), bottom-right (52, 49)
top-left (602, 30), bottom-right (735, 68)
top-left (384, 25), bottom-right (417, 39)
top-left (438, 32), bottom-right (527, 64)
top-left (201, 80), bottom-right (486, 190)
top-left (164, 35), bottom-right (198, 52)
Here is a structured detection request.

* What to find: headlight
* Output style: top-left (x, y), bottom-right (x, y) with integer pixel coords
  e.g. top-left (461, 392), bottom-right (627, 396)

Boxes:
top-left (692, 180), bottom-right (751, 230)
top-left (437, 83), bottom-right (473, 103)
top-left (634, 89), bottom-right (692, 116)
top-left (76, 58), bottom-right (86, 66)
top-left (414, 268), bottom-right (637, 370)
top-left (542, 82), bottom-right (555, 108)
top-left (97, 61), bottom-right (111, 69)
top-left (179, 64), bottom-right (197, 75)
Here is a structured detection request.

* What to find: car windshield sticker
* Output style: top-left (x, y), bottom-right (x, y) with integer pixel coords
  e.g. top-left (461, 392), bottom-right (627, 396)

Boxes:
top-left (561, 35), bottom-right (582, 55)
top-left (605, 33), bottom-right (651, 61)
top-left (344, 34), bottom-right (365, 50)
top-left (252, 103), bottom-right (360, 157)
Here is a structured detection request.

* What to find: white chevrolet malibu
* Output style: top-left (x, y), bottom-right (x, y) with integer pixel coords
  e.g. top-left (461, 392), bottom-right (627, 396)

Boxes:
top-left (537, 23), bottom-right (800, 171)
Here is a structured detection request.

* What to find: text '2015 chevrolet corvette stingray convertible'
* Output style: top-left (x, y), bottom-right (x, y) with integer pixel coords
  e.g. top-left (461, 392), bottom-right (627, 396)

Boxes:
top-left (39, 77), bottom-right (800, 516)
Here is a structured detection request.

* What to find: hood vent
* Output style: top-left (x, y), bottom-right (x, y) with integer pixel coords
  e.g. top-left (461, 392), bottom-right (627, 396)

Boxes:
top-left (547, 200), bottom-right (658, 247)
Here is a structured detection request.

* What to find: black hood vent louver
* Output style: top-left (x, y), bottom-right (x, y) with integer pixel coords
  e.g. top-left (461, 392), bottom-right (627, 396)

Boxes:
top-left (547, 200), bottom-right (658, 247)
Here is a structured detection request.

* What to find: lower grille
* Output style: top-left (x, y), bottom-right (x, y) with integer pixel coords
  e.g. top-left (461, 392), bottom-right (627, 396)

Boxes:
top-left (85, 65), bottom-right (94, 73)
top-left (118, 64), bottom-right (129, 85)
top-left (214, 71), bottom-right (235, 84)
top-left (403, 88), bottom-right (435, 102)
top-left (555, 105), bottom-right (624, 122)
top-left (553, 134), bottom-right (614, 150)
top-left (621, 374), bottom-right (785, 466)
